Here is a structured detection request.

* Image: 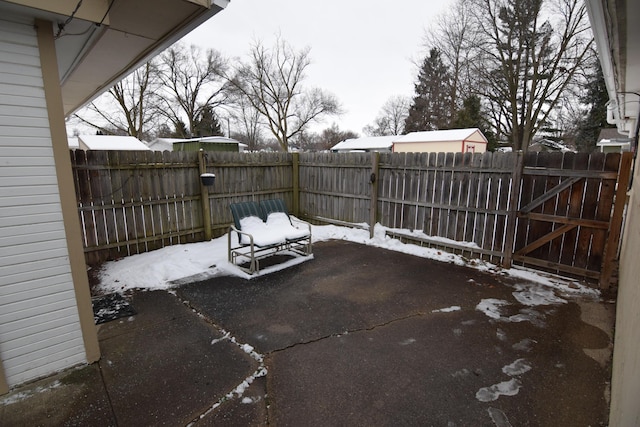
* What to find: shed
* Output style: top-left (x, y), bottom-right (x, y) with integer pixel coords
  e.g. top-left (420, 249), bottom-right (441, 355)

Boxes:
top-left (393, 128), bottom-right (488, 153)
top-left (77, 135), bottom-right (150, 151)
top-left (172, 136), bottom-right (242, 152)
top-left (331, 135), bottom-right (397, 153)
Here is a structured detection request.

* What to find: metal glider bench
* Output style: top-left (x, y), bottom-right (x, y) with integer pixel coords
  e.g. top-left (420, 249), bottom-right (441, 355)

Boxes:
top-left (228, 199), bottom-right (312, 274)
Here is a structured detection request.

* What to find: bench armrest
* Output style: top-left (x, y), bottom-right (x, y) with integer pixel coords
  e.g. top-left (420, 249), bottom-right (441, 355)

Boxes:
top-left (230, 224), bottom-right (254, 246)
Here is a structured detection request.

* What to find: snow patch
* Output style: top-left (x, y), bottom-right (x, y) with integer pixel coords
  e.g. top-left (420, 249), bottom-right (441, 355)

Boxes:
top-left (211, 331), bottom-right (231, 345)
top-left (488, 407), bottom-right (513, 427)
top-left (512, 283), bottom-right (567, 306)
top-left (512, 338), bottom-right (536, 352)
top-left (0, 381), bottom-right (62, 406)
top-left (502, 359), bottom-right (531, 376)
top-left (432, 306), bottom-right (461, 313)
top-left (399, 338), bottom-right (416, 346)
top-left (476, 379), bottom-right (521, 402)
top-left (476, 299), bottom-right (510, 319)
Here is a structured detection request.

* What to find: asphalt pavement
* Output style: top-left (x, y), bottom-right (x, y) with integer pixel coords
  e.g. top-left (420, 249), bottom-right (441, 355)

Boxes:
top-left (0, 240), bottom-right (614, 426)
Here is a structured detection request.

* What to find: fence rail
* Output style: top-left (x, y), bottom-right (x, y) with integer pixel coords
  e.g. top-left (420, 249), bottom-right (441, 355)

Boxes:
top-left (71, 150), bottom-right (631, 288)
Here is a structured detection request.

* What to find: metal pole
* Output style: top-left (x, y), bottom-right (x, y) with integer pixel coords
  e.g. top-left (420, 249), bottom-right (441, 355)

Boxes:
top-left (198, 149), bottom-right (212, 240)
top-left (370, 152), bottom-right (380, 238)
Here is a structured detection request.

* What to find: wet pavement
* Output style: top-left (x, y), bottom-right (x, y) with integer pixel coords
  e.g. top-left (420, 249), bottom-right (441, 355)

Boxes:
top-left (0, 240), bottom-right (614, 426)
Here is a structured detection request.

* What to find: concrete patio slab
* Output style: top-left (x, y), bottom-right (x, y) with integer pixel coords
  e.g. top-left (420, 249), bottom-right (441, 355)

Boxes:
top-left (179, 240), bottom-right (613, 426)
top-left (1, 240), bottom-right (613, 426)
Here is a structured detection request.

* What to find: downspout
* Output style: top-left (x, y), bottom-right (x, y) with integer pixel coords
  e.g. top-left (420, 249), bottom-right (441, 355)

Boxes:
top-left (585, 0), bottom-right (623, 131)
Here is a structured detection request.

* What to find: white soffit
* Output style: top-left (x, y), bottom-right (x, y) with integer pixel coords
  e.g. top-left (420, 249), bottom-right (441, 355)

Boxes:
top-left (55, 0), bottom-right (227, 115)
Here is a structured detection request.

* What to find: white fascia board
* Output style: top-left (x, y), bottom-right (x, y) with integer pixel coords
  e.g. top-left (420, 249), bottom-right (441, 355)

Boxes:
top-left (585, 0), bottom-right (630, 135)
top-left (213, 0), bottom-right (230, 8)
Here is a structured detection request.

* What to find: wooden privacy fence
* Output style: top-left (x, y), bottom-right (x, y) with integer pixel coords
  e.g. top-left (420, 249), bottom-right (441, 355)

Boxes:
top-left (71, 150), bottom-right (294, 265)
top-left (72, 150), bottom-right (632, 288)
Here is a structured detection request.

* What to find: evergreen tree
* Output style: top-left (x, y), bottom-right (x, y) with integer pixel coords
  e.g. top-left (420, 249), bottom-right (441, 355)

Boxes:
top-left (171, 120), bottom-right (189, 138)
top-left (453, 95), bottom-right (498, 151)
top-left (192, 105), bottom-right (222, 137)
top-left (575, 63), bottom-right (614, 152)
top-left (404, 48), bottom-right (452, 133)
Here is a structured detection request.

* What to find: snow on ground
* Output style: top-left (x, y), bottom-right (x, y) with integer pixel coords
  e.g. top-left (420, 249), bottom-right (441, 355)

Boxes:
top-left (0, 381), bottom-right (61, 406)
top-left (476, 359), bottom-right (532, 402)
top-left (96, 222), bottom-right (600, 299)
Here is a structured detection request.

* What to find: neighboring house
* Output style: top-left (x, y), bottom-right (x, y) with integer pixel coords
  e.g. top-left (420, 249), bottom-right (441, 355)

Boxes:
top-left (148, 136), bottom-right (246, 152)
top-left (392, 128), bottom-right (488, 154)
top-left (0, 0), bottom-right (228, 394)
top-left (146, 138), bottom-right (175, 152)
top-left (331, 135), bottom-right (397, 153)
top-left (586, 0), bottom-right (640, 425)
top-left (77, 135), bottom-right (150, 151)
top-left (596, 138), bottom-right (632, 153)
top-left (596, 128), bottom-right (632, 153)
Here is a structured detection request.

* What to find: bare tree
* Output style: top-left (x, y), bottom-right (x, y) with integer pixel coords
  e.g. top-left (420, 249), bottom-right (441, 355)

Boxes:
top-left (364, 95), bottom-right (410, 136)
top-left (229, 94), bottom-right (264, 151)
top-left (73, 60), bottom-right (161, 140)
top-left (228, 37), bottom-right (341, 152)
top-left (469, 0), bottom-right (594, 151)
top-left (157, 43), bottom-right (230, 137)
top-left (424, 0), bottom-right (480, 119)
top-left (319, 124), bottom-right (359, 151)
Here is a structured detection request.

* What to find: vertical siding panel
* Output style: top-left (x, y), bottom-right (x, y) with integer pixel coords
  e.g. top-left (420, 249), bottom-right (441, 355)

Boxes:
top-left (0, 15), bottom-right (85, 387)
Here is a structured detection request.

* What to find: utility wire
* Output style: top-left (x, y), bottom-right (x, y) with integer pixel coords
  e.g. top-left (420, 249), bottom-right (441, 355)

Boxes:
top-left (55, 0), bottom-right (83, 39)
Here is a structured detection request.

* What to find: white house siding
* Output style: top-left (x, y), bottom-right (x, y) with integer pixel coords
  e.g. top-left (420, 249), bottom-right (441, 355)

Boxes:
top-left (0, 15), bottom-right (86, 386)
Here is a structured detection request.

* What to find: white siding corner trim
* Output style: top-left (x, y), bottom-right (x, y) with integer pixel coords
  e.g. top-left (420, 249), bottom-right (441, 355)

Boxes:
top-left (0, 15), bottom-right (86, 387)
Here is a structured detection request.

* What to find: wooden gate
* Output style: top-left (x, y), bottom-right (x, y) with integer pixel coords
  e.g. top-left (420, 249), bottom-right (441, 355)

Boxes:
top-left (512, 152), bottom-right (633, 288)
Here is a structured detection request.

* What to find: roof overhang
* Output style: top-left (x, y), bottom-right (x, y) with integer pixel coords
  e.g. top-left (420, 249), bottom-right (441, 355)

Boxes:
top-left (585, 0), bottom-right (640, 137)
top-left (1, 0), bottom-right (229, 116)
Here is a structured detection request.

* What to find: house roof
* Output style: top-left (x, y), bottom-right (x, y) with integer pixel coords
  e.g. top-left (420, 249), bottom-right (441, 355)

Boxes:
top-left (171, 136), bottom-right (240, 144)
top-left (597, 128), bottom-right (624, 141)
top-left (331, 135), bottom-right (397, 151)
top-left (146, 139), bottom-right (174, 151)
top-left (1, 0), bottom-right (229, 116)
top-left (78, 135), bottom-right (150, 150)
top-left (394, 128), bottom-right (487, 144)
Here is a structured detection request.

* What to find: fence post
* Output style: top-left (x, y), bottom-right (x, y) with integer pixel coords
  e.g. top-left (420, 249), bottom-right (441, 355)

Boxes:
top-left (502, 151), bottom-right (524, 268)
top-left (198, 149), bottom-right (212, 241)
top-left (369, 152), bottom-right (380, 238)
top-left (600, 152), bottom-right (633, 289)
top-left (292, 152), bottom-right (300, 217)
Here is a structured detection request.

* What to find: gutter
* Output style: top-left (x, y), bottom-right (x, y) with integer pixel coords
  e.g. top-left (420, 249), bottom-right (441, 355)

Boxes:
top-left (584, 0), bottom-right (630, 134)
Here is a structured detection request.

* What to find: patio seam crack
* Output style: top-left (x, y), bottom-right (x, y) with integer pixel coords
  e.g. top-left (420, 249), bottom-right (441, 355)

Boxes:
top-left (269, 311), bottom-right (429, 354)
top-left (169, 291), bottom-right (268, 426)
top-left (98, 360), bottom-right (119, 427)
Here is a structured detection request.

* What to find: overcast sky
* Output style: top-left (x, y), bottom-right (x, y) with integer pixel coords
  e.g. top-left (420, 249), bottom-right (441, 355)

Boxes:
top-left (181, 0), bottom-right (455, 136)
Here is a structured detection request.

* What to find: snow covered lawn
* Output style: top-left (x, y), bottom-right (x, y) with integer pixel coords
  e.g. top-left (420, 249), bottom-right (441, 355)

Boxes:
top-left (96, 222), bottom-right (599, 300)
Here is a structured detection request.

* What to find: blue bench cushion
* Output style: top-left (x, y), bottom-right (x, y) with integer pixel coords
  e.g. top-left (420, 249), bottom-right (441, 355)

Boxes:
top-left (260, 199), bottom-right (289, 218)
top-left (230, 201), bottom-right (265, 230)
